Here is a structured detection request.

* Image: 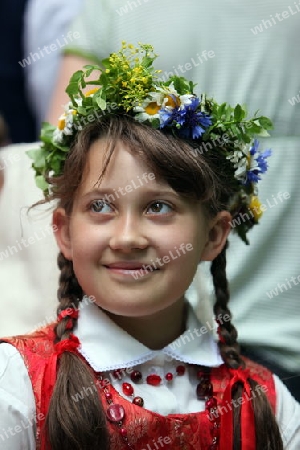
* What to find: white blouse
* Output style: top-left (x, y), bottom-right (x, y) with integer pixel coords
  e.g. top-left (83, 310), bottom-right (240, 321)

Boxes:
top-left (0, 301), bottom-right (299, 449)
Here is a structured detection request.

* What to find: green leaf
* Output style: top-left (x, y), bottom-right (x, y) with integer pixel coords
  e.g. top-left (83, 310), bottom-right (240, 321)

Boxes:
top-left (77, 106), bottom-right (87, 115)
top-left (69, 70), bottom-right (84, 83)
top-left (101, 58), bottom-right (111, 69)
top-left (150, 118), bottom-right (160, 129)
top-left (66, 81), bottom-right (80, 96)
top-left (234, 104), bottom-right (243, 121)
top-left (217, 102), bottom-right (227, 118)
top-left (141, 56), bottom-right (153, 68)
top-left (96, 97), bottom-right (107, 110)
top-left (40, 123), bottom-right (56, 143)
top-left (255, 128), bottom-right (270, 137)
top-left (35, 175), bottom-right (49, 191)
top-left (258, 116), bottom-right (273, 129)
top-left (26, 148), bottom-right (46, 168)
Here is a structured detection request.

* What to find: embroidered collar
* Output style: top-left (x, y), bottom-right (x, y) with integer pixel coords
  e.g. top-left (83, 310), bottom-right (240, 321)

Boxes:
top-left (74, 301), bottom-right (223, 372)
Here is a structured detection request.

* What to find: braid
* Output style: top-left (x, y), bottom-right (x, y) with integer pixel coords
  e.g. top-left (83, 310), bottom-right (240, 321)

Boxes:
top-left (55, 252), bottom-right (82, 342)
top-left (45, 252), bottom-right (110, 450)
top-left (211, 242), bottom-right (283, 450)
top-left (211, 242), bottom-right (242, 369)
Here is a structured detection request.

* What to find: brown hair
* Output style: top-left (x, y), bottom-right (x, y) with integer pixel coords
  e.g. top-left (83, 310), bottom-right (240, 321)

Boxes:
top-left (44, 116), bottom-right (283, 449)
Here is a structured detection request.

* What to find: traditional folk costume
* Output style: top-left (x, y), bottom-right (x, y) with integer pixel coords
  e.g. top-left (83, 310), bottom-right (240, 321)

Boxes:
top-left (1, 301), bottom-right (299, 449)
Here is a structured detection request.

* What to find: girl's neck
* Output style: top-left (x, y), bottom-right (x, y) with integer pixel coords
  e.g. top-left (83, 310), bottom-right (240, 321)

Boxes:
top-left (105, 298), bottom-right (187, 350)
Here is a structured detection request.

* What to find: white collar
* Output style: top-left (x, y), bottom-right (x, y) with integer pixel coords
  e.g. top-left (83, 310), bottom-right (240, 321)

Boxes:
top-left (74, 301), bottom-right (223, 372)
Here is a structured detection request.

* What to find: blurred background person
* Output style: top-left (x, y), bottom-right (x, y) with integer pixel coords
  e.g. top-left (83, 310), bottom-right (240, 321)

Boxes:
top-left (0, 0), bottom-right (82, 335)
top-left (0, 0), bottom-right (36, 143)
top-left (23, 0), bottom-right (83, 133)
top-left (0, 142), bottom-right (59, 336)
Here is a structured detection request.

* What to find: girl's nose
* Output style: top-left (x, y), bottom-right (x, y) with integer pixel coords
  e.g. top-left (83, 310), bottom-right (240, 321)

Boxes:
top-left (109, 214), bottom-right (148, 252)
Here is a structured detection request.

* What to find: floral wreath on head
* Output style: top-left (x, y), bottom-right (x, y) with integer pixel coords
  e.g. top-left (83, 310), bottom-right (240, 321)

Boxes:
top-left (28, 42), bottom-right (273, 244)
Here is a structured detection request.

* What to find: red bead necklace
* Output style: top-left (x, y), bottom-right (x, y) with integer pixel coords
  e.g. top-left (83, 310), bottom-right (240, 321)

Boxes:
top-left (98, 364), bottom-right (220, 449)
top-left (113, 364), bottom-right (186, 407)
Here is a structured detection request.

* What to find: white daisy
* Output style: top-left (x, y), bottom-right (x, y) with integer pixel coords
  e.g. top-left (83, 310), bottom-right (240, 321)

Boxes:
top-left (226, 148), bottom-right (249, 181)
top-left (53, 108), bottom-right (76, 144)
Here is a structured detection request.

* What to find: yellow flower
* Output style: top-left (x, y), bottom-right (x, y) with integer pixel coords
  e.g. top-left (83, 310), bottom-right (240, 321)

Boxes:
top-left (85, 88), bottom-right (99, 97)
top-left (165, 95), bottom-right (180, 108)
top-left (145, 102), bottom-right (161, 116)
top-left (249, 196), bottom-right (263, 221)
top-left (58, 116), bottom-right (66, 130)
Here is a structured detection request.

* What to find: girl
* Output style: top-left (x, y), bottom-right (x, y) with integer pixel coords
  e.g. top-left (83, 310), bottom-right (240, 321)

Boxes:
top-left (0, 43), bottom-right (299, 450)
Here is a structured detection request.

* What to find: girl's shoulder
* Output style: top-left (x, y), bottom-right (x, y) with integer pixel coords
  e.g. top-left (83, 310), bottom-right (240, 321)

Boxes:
top-left (1, 322), bottom-right (56, 360)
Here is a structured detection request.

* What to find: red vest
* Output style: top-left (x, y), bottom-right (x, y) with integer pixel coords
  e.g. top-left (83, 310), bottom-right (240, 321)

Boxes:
top-left (2, 324), bottom-right (276, 450)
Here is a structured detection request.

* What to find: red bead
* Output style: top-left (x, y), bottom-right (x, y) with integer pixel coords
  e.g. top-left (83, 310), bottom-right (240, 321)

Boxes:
top-left (106, 404), bottom-right (125, 422)
top-left (196, 381), bottom-right (213, 400)
top-left (133, 396), bottom-right (144, 407)
top-left (112, 369), bottom-right (123, 380)
top-left (206, 397), bottom-right (217, 410)
top-left (146, 374), bottom-right (162, 386)
top-left (176, 365), bottom-right (185, 376)
top-left (130, 370), bottom-right (142, 383)
top-left (165, 372), bottom-right (173, 381)
top-left (120, 428), bottom-right (128, 437)
top-left (105, 392), bottom-right (113, 402)
top-left (122, 382), bottom-right (134, 396)
top-left (99, 379), bottom-right (109, 388)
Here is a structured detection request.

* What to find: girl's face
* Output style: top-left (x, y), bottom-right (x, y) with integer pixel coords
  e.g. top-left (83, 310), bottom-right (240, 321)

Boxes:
top-left (54, 139), bottom-right (230, 319)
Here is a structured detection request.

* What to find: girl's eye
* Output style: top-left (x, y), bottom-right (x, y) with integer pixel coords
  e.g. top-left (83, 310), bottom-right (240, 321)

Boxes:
top-left (90, 200), bottom-right (113, 213)
top-left (147, 201), bottom-right (173, 214)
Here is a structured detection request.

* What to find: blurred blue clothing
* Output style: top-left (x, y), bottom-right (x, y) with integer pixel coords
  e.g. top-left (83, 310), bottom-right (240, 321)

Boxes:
top-left (0, 0), bottom-right (36, 143)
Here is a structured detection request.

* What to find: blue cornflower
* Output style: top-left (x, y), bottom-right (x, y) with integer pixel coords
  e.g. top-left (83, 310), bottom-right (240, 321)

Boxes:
top-left (245, 139), bottom-right (272, 184)
top-left (159, 97), bottom-right (212, 139)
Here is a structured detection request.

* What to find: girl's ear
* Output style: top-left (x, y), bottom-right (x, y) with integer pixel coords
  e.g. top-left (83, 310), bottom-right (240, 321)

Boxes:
top-left (52, 208), bottom-right (73, 260)
top-left (201, 211), bottom-right (232, 261)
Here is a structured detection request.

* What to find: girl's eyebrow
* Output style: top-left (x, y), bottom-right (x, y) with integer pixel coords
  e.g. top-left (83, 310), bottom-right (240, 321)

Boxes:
top-left (80, 187), bottom-right (181, 199)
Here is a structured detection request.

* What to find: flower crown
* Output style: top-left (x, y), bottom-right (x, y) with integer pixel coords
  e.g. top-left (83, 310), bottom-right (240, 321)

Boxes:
top-left (28, 42), bottom-right (273, 244)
